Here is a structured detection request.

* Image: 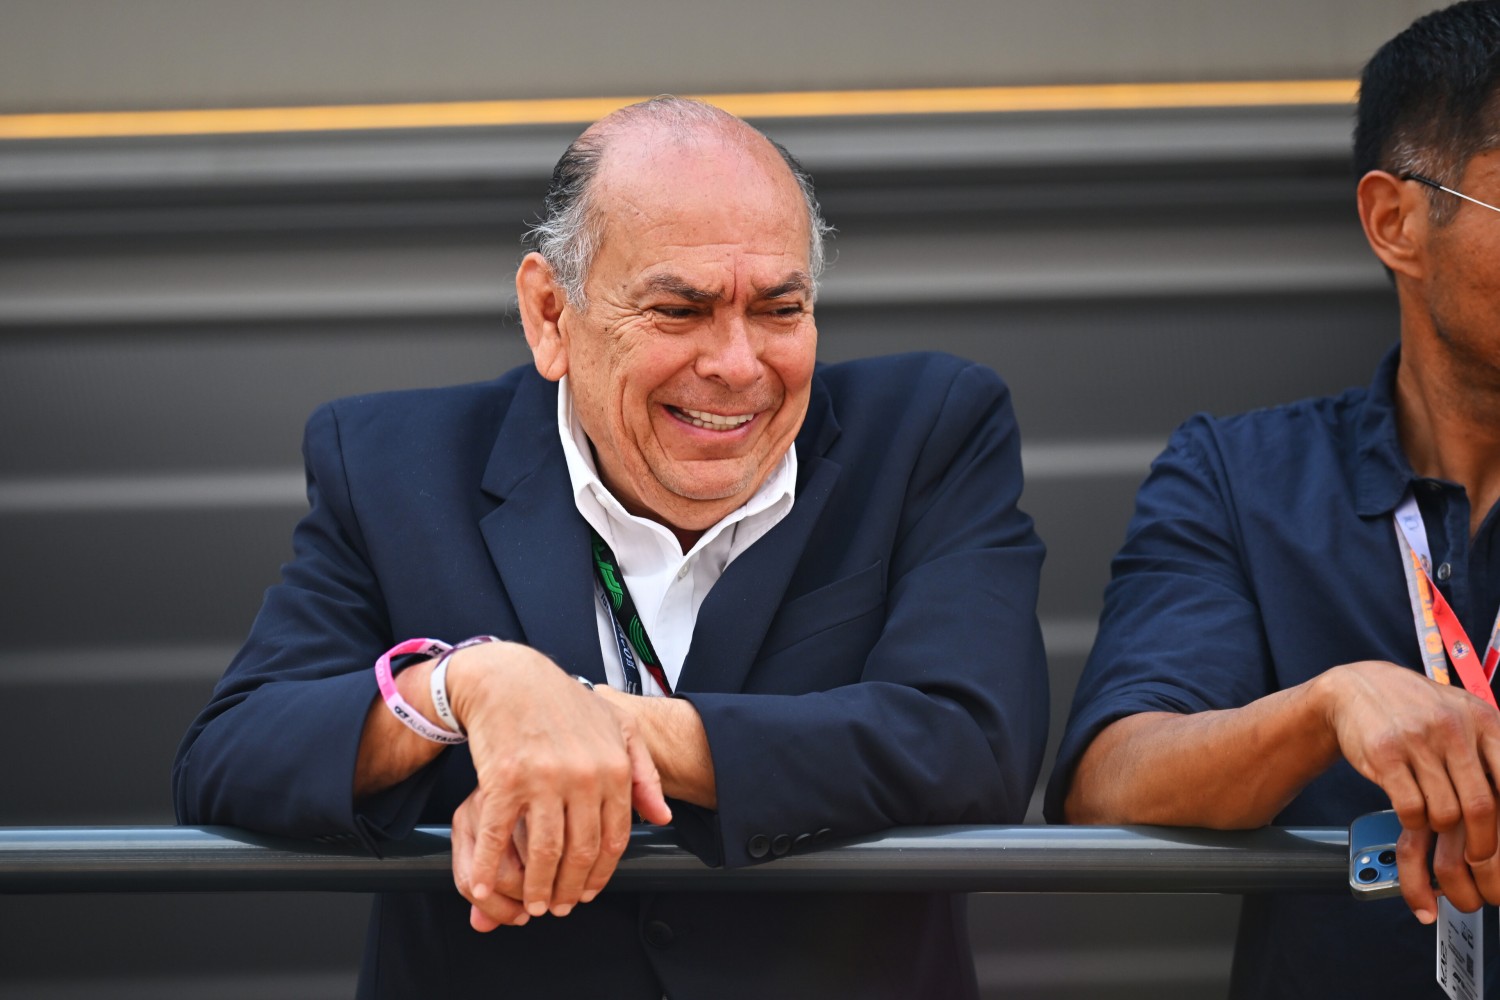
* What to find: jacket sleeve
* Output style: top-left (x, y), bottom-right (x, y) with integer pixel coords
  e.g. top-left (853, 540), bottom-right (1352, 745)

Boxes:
top-left (172, 402), bottom-right (440, 852)
top-left (678, 361), bottom-right (1050, 868)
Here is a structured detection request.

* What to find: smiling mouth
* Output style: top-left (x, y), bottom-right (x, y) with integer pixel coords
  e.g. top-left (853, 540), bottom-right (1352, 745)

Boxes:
top-left (669, 405), bottom-right (757, 431)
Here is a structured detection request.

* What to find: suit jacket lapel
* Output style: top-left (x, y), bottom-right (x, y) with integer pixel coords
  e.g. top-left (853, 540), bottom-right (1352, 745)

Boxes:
top-left (678, 375), bottom-right (843, 694)
top-left (478, 372), bottom-right (606, 683)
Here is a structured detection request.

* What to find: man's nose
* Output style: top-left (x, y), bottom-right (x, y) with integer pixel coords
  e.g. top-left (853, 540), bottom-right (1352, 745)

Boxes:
top-left (696, 315), bottom-right (762, 390)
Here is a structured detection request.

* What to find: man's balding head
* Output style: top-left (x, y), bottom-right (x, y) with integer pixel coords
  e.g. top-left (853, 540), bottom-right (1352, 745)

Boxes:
top-left (513, 96), bottom-right (823, 544)
top-left (525, 97), bottom-right (832, 309)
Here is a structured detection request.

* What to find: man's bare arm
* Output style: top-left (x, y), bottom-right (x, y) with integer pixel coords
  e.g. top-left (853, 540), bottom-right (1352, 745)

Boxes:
top-left (1064, 682), bottom-right (1338, 829)
top-left (1064, 659), bottom-right (1500, 922)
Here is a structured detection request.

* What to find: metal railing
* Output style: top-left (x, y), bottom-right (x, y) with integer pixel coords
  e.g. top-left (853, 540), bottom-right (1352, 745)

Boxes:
top-left (0, 825), bottom-right (1349, 895)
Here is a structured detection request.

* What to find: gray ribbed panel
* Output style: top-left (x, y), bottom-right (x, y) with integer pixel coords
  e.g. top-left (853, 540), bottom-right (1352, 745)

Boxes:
top-left (0, 0), bottom-right (1443, 112)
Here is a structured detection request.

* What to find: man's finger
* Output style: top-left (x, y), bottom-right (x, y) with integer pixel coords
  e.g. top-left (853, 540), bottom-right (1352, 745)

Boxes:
top-left (494, 832), bottom-right (526, 903)
top-left (468, 792), bottom-right (523, 905)
top-left (1408, 752), bottom-right (1462, 832)
top-left (1466, 846), bottom-right (1500, 906)
top-left (626, 728), bottom-right (672, 827)
top-left (550, 801), bottom-right (602, 917)
top-left (1397, 826), bottom-right (1438, 923)
top-left (470, 894), bottom-right (529, 932)
top-left (451, 797), bottom-right (476, 899)
top-left (583, 781), bottom-right (634, 903)
top-left (1433, 826), bottom-right (1484, 913)
top-left (1381, 764), bottom-right (1430, 833)
top-left (521, 802), bottom-right (565, 917)
top-left (1447, 753), bottom-right (1498, 863)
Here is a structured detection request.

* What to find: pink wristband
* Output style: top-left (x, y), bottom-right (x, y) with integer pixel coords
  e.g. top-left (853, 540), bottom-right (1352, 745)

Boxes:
top-left (373, 638), bottom-right (467, 745)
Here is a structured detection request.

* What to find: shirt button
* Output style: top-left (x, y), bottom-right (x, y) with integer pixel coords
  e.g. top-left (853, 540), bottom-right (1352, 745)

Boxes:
top-left (1437, 562), bottom-right (1452, 581)
top-left (676, 564), bottom-right (690, 581)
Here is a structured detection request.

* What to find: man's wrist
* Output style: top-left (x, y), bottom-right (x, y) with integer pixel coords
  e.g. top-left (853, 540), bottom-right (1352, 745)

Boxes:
top-left (1301, 667), bottom-right (1349, 763)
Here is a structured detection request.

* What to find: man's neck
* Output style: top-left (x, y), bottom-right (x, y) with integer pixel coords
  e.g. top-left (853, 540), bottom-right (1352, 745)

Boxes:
top-left (1396, 341), bottom-right (1500, 538)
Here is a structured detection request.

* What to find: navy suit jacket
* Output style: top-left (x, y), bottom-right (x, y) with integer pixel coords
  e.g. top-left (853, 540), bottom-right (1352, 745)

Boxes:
top-left (175, 352), bottom-right (1048, 999)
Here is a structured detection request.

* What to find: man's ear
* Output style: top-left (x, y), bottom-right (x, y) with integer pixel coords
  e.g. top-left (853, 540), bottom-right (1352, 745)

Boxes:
top-left (1357, 170), bottom-right (1427, 280)
top-left (516, 252), bottom-right (570, 382)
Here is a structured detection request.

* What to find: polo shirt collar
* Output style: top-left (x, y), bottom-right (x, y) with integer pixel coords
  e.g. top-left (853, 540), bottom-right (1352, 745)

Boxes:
top-left (1353, 344), bottom-right (1420, 518)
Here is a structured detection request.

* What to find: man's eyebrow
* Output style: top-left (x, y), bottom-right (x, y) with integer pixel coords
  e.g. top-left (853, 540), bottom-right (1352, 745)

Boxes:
top-left (643, 275), bottom-right (720, 303)
top-left (758, 272), bottom-right (813, 299)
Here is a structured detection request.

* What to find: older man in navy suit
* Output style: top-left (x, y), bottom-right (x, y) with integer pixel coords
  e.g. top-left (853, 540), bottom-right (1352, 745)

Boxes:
top-left (175, 96), bottom-right (1048, 999)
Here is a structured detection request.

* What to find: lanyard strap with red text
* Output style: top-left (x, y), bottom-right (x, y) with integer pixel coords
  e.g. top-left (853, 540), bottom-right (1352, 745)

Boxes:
top-left (1393, 491), bottom-right (1500, 708)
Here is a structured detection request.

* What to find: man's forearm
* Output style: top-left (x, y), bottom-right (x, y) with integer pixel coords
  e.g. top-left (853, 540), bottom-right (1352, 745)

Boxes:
top-left (353, 657), bottom-right (449, 800)
top-left (598, 688), bottom-right (716, 809)
top-left (1064, 675), bottom-right (1341, 827)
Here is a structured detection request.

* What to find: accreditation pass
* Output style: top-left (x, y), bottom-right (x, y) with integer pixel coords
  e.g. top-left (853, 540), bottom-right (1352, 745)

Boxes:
top-left (1438, 898), bottom-right (1482, 1000)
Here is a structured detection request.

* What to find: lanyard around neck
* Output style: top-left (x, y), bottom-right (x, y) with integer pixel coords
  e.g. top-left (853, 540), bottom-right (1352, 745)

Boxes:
top-left (1393, 491), bottom-right (1500, 708)
top-left (590, 529), bottom-right (673, 696)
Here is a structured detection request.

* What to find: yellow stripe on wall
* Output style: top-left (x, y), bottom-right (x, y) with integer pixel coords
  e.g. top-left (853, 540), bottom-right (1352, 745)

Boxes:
top-left (0, 80), bottom-right (1358, 141)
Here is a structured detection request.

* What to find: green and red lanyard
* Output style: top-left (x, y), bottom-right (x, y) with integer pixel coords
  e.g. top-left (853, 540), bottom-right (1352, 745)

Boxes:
top-left (591, 530), bottom-right (673, 696)
top-left (1394, 491), bottom-right (1500, 708)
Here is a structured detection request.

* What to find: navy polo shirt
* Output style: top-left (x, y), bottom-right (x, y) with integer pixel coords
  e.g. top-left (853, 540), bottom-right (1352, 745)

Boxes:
top-left (1046, 347), bottom-right (1500, 998)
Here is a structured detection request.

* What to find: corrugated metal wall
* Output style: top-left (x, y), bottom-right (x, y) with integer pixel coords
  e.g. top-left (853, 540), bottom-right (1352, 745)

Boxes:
top-left (1, 105), bottom-right (1394, 996)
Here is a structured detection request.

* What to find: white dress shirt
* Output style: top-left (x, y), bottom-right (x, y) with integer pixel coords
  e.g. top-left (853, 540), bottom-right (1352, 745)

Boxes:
top-left (556, 376), bottom-right (797, 695)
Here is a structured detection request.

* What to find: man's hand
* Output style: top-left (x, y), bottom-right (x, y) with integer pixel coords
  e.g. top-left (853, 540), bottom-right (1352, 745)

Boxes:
top-left (445, 643), bottom-right (671, 931)
top-left (1320, 665), bottom-right (1500, 923)
top-left (1321, 660), bottom-right (1500, 922)
top-left (595, 686), bottom-right (717, 809)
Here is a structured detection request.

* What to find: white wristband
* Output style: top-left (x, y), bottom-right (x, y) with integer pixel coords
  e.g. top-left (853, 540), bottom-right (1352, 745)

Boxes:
top-left (430, 652), bottom-right (463, 734)
top-left (428, 635), bottom-right (499, 734)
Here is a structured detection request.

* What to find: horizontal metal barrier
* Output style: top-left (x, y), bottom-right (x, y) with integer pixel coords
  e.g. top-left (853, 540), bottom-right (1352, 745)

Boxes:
top-left (0, 825), bottom-right (1348, 895)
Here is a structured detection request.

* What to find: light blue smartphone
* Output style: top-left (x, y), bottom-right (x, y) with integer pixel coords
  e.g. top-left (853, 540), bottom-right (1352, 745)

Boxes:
top-left (1349, 809), bottom-right (1403, 900)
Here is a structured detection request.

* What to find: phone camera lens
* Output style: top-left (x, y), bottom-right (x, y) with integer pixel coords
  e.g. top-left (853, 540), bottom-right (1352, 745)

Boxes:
top-left (1358, 867), bottom-right (1380, 883)
top-left (1378, 850), bottom-right (1396, 866)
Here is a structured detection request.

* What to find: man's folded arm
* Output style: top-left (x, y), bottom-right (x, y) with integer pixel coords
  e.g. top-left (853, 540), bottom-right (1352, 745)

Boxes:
top-left (670, 362), bottom-right (1050, 868)
top-left (1048, 419), bottom-right (1500, 919)
top-left (173, 403), bottom-right (440, 851)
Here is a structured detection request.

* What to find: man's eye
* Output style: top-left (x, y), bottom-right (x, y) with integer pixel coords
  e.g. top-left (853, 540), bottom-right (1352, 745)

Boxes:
top-left (770, 304), bottom-right (805, 317)
top-left (652, 306), bottom-right (696, 319)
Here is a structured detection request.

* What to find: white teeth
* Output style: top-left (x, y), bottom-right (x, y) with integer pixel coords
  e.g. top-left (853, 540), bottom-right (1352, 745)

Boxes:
top-left (676, 406), bottom-right (755, 430)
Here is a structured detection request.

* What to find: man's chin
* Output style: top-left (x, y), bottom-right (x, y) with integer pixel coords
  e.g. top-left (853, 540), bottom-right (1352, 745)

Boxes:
top-left (648, 471), bottom-right (763, 523)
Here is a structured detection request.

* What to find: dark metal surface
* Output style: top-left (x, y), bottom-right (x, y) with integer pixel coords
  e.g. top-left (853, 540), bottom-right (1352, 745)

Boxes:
top-left (0, 824), bottom-right (1349, 895)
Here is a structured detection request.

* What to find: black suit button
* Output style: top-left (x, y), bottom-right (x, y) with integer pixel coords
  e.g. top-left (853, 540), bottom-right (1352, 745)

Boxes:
top-left (771, 834), bottom-right (792, 857)
top-left (793, 833), bottom-right (812, 851)
top-left (644, 920), bottom-right (675, 949)
top-left (747, 834), bottom-right (770, 859)
top-left (815, 827), bottom-right (833, 841)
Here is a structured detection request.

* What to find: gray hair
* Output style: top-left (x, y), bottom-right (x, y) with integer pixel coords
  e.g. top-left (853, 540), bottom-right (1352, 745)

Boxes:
top-left (522, 96), bottom-right (834, 310)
